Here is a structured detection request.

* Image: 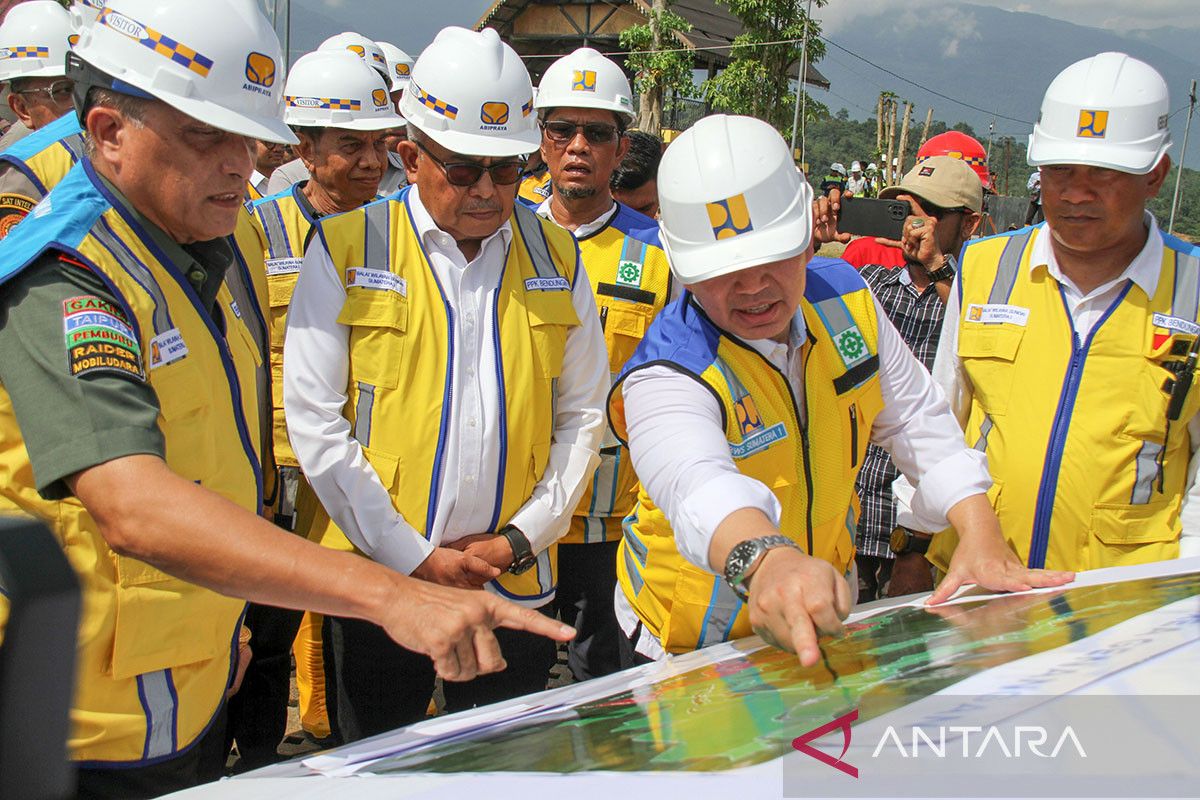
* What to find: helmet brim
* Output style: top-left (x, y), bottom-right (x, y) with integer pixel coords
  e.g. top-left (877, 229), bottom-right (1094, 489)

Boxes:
top-left (417, 123), bottom-right (540, 159)
top-left (166, 93), bottom-right (298, 145)
top-left (1027, 133), bottom-right (1171, 176)
top-left (663, 207), bottom-right (813, 286)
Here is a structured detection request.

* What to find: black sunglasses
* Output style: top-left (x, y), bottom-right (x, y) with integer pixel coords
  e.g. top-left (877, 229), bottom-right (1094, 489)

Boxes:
top-left (414, 139), bottom-right (524, 187)
top-left (542, 120), bottom-right (621, 145)
top-left (16, 79), bottom-right (74, 103)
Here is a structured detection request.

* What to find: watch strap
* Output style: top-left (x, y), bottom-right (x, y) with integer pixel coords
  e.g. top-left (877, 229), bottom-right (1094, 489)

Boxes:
top-left (724, 534), bottom-right (800, 601)
top-left (500, 525), bottom-right (536, 574)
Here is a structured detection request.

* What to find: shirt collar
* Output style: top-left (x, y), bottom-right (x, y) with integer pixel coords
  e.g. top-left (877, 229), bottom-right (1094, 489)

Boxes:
top-left (250, 170), bottom-right (268, 193)
top-left (535, 197), bottom-right (618, 239)
top-left (1031, 210), bottom-right (1163, 298)
top-left (407, 184), bottom-right (513, 257)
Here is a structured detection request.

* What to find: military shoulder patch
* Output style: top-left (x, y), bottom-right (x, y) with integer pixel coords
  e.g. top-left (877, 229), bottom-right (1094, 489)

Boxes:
top-left (62, 295), bottom-right (145, 381)
top-left (0, 192), bottom-right (36, 240)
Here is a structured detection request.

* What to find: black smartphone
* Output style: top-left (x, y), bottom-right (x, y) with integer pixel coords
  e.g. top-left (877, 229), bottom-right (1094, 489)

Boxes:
top-left (837, 197), bottom-right (912, 240)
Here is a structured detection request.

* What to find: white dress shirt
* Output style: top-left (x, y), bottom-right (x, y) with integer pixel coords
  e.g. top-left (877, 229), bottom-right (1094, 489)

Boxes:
top-left (910, 214), bottom-right (1200, 557)
top-left (614, 290), bottom-right (993, 655)
top-left (283, 186), bottom-right (609, 594)
top-left (249, 169), bottom-right (269, 198)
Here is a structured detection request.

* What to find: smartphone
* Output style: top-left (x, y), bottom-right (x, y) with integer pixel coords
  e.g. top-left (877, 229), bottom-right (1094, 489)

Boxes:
top-left (837, 197), bottom-right (912, 240)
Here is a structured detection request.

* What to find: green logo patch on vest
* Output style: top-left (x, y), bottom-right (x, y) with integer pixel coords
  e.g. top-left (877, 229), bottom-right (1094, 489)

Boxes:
top-left (616, 259), bottom-right (643, 288)
top-left (834, 326), bottom-right (868, 368)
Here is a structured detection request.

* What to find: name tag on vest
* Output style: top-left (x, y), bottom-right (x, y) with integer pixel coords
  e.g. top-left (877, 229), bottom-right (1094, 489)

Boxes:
top-left (347, 268), bottom-right (406, 296)
top-left (266, 257), bottom-right (303, 276)
top-left (149, 329), bottom-right (188, 369)
top-left (525, 276), bottom-right (570, 292)
top-left (966, 303), bottom-right (1030, 326)
top-left (1152, 312), bottom-right (1200, 337)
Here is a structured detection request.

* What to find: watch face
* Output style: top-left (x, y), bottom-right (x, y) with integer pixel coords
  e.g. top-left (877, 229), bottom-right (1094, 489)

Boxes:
top-left (726, 540), bottom-right (762, 580)
top-left (889, 527), bottom-right (908, 554)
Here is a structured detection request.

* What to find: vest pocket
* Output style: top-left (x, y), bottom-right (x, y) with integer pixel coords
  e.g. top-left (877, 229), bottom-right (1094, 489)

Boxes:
top-left (337, 290), bottom-right (408, 389)
top-left (958, 325), bottom-right (1025, 415)
top-left (156, 364), bottom-right (218, 484)
top-left (602, 302), bottom-right (653, 374)
top-left (1089, 501), bottom-right (1179, 567)
top-left (527, 292), bottom-right (580, 380)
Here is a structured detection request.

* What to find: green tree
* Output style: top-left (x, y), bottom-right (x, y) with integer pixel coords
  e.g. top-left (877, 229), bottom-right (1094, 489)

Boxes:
top-left (620, 0), bottom-right (695, 136)
top-left (701, 0), bottom-right (827, 137)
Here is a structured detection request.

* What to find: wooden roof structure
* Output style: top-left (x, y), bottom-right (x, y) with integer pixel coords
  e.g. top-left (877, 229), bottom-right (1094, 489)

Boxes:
top-left (473, 0), bottom-right (830, 89)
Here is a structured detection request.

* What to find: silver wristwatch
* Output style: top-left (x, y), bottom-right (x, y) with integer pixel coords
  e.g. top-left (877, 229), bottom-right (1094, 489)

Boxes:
top-left (723, 535), bottom-right (800, 602)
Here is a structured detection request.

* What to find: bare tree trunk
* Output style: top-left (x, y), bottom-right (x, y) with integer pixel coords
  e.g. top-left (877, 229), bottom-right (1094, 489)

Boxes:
top-left (876, 94), bottom-right (884, 154)
top-left (638, 0), bottom-right (667, 134)
top-left (885, 100), bottom-right (897, 185)
top-left (920, 107), bottom-right (933, 147)
top-left (896, 102), bottom-right (912, 180)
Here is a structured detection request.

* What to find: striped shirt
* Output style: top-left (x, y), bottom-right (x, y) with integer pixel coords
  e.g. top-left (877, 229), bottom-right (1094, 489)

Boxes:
top-left (855, 263), bottom-right (946, 557)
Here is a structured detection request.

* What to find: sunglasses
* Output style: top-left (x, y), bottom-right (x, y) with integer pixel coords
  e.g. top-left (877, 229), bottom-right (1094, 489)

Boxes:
top-left (16, 79), bottom-right (74, 103)
top-left (414, 139), bottom-right (523, 187)
top-left (542, 120), bottom-right (621, 145)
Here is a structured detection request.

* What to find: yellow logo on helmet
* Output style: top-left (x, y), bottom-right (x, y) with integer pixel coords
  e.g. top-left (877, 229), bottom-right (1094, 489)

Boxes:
top-left (244, 52), bottom-right (276, 88)
top-left (372, 88), bottom-right (387, 107)
top-left (347, 44), bottom-right (365, 57)
top-left (481, 101), bottom-right (510, 125)
top-left (572, 70), bottom-right (597, 92)
top-left (1077, 109), bottom-right (1109, 138)
top-left (68, 34), bottom-right (80, 48)
top-left (397, 63), bottom-right (410, 77)
top-left (707, 194), bottom-right (754, 241)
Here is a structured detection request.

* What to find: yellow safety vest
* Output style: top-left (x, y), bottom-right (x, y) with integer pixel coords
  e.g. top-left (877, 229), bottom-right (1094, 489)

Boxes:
top-left (305, 189), bottom-right (581, 603)
top-left (609, 257), bottom-right (884, 654)
top-left (928, 225), bottom-right (1200, 572)
top-left (0, 113), bottom-right (83, 199)
top-left (250, 185), bottom-right (319, 468)
top-left (518, 169), bottom-right (552, 206)
top-left (567, 203), bottom-right (673, 544)
top-left (0, 161), bottom-right (263, 764)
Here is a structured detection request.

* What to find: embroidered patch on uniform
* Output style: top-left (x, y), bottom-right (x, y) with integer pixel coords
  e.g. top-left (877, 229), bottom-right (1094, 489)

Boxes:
top-left (148, 328), bottom-right (189, 369)
top-left (731, 423), bottom-right (788, 459)
top-left (833, 326), bottom-right (869, 368)
top-left (265, 257), bottom-right (303, 276)
top-left (230, 299), bottom-right (242, 319)
top-left (62, 295), bottom-right (143, 379)
top-left (525, 276), bottom-right (570, 292)
top-left (966, 303), bottom-right (1030, 326)
top-left (533, 181), bottom-right (551, 198)
top-left (0, 193), bottom-right (35, 238)
top-left (346, 268), bottom-right (406, 295)
top-left (1152, 312), bottom-right (1200, 337)
top-left (616, 260), bottom-right (643, 288)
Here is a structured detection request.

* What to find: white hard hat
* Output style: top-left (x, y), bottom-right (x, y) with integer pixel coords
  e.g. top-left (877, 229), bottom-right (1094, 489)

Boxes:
top-left (319, 32), bottom-right (392, 90)
top-left (830, 162), bottom-right (846, 175)
top-left (656, 115), bottom-right (813, 284)
top-left (375, 41), bottom-right (413, 90)
top-left (851, 160), bottom-right (862, 171)
top-left (1028, 51), bottom-right (1171, 175)
top-left (400, 26), bottom-right (537, 158)
top-left (69, 0), bottom-right (296, 144)
top-left (0, 1), bottom-right (73, 82)
top-left (533, 46), bottom-right (634, 124)
top-left (284, 51), bottom-right (403, 131)
top-left (867, 162), bottom-right (878, 170)
top-left (69, 0), bottom-right (106, 33)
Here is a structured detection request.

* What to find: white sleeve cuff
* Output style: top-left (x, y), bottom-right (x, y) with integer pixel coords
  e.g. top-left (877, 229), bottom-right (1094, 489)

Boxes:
top-left (368, 522), bottom-right (437, 576)
top-left (899, 448), bottom-right (992, 532)
top-left (674, 472), bottom-right (782, 571)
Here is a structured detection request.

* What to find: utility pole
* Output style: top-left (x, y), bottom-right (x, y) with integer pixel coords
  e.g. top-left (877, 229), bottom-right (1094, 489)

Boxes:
top-left (1170, 79), bottom-right (1197, 235)
top-left (876, 94), bottom-right (884, 155)
top-left (282, 0), bottom-right (292, 71)
top-left (789, 0), bottom-right (815, 167)
top-left (920, 106), bottom-right (933, 147)
top-left (896, 102), bottom-right (912, 181)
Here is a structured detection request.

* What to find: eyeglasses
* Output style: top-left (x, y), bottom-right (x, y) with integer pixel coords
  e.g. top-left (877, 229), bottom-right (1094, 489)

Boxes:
top-left (16, 79), bottom-right (74, 103)
top-left (927, 205), bottom-right (968, 220)
top-left (414, 139), bottom-right (523, 187)
top-left (542, 120), bottom-right (621, 145)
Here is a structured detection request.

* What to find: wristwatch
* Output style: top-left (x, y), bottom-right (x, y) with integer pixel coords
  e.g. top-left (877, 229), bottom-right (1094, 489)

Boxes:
top-left (889, 526), bottom-right (932, 556)
top-left (499, 525), bottom-right (537, 574)
top-left (926, 252), bottom-right (957, 283)
top-left (724, 535), bottom-right (800, 602)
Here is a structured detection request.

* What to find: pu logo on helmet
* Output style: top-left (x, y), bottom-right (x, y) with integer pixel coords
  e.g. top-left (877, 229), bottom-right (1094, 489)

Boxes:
top-left (707, 194), bottom-right (754, 240)
top-left (397, 63), bottom-right (410, 77)
top-left (68, 34), bottom-right (79, 48)
top-left (572, 69), bottom-right (597, 92)
top-left (372, 88), bottom-right (388, 108)
top-left (1077, 109), bottom-right (1108, 138)
top-left (480, 101), bottom-right (510, 126)
top-left (245, 53), bottom-right (276, 88)
top-left (347, 44), bottom-right (366, 57)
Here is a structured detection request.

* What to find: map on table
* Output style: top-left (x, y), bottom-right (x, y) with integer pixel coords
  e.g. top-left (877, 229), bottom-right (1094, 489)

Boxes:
top-left (320, 568), bottom-right (1199, 777)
